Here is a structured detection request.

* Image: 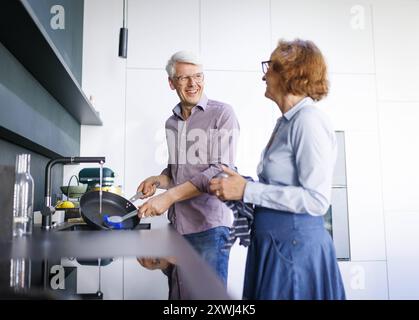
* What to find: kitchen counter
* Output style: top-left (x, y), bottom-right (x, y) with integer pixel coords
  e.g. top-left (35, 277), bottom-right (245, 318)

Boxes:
top-left (0, 223), bottom-right (231, 299)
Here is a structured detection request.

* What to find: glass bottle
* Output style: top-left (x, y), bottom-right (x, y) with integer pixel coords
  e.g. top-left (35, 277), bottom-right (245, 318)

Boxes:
top-left (12, 154), bottom-right (34, 237)
top-left (10, 258), bottom-right (31, 290)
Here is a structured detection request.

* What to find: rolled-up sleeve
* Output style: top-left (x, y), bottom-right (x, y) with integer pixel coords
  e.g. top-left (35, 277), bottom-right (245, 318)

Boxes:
top-left (189, 164), bottom-right (223, 193)
top-left (160, 165), bottom-right (171, 178)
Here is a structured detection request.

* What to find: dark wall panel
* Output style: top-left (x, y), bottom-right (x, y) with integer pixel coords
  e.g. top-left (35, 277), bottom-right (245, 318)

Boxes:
top-left (0, 42), bottom-right (80, 157)
top-left (0, 138), bottom-right (63, 212)
top-left (0, 0), bottom-right (84, 215)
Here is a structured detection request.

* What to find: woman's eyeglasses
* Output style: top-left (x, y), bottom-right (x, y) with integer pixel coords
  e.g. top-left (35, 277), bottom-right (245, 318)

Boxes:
top-left (261, 60), bottom-right (272, 74)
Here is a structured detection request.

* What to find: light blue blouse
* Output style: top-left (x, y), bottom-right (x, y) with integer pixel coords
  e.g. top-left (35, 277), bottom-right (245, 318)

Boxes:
top-left (243, 97), bottom-right (337, 216)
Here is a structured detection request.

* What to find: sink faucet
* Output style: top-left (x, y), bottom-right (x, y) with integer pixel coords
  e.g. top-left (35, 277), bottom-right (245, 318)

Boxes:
top-left (41, 157), bottom-right (105, 229)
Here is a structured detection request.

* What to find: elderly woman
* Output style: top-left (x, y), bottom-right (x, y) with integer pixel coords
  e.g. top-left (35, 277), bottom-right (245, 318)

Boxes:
top-left (209, 39), bottom-right (346, 300)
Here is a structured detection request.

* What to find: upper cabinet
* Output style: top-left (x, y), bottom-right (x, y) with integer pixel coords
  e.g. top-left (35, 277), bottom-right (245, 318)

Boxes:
top-left (0, 0), bottom-right (102, 126)
top-left (26, 0), bottom-right (84, 86)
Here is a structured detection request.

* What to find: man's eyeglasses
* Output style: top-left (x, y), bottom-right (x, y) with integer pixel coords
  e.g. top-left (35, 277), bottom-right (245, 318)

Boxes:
top-left (174, 72), bottom-right (204, 84)
top-left (261, 60), bottom-right (272, 74)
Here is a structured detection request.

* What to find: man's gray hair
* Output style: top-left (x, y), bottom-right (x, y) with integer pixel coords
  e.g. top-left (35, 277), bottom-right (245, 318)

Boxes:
top-left (165, 51), bottom-right (203, 79)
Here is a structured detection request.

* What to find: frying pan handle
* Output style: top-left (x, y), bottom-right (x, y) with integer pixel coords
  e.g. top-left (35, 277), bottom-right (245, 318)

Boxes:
top-left (128, 191), bottom-right (144, 203)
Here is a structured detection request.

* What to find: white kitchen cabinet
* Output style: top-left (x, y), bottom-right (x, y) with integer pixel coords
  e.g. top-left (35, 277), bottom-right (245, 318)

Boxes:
top-left (373, 0), bottom-right (419, 101)
top-left (379, 102), bottom-right (419, 212)
top-left (204, 70), bottom-right (276, 178)
top-left (271, 0), bottom-right (375, 74)
top-left (201, 0), bottom-right (271, 71)
top-left (385, 211), bottom-right (419, 300)
top-left (345, 132), bottom-right (386, 261)
top-left (338, 261), bottom-right (388, 300)
top-left (124, 69), bottom-right (178, 197)
top-left (127, 0), bottom-right (200, 69)
top-left (317, 74), bottom-right (378, 133)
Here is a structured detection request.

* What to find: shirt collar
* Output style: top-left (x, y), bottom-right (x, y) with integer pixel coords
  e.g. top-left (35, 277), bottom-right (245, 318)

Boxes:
top-left (172, 94), bottom-right (208, 119)
top-left (283, 96), bottom-right (314, 121)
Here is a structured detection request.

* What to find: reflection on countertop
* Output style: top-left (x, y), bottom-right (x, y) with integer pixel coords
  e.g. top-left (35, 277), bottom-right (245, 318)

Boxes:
top-left (3, 255), bottom-right (176, 300)
top-left (0, 224), bottom-right (231, 300)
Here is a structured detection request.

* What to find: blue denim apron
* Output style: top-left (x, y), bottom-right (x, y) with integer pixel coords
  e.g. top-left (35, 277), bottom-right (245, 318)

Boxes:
top-left (243, 207), bottom-right (346, 300)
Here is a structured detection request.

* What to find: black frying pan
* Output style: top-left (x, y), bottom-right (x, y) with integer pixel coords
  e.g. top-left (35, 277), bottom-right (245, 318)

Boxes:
top-left (79, 191), bottom-right (141, 230)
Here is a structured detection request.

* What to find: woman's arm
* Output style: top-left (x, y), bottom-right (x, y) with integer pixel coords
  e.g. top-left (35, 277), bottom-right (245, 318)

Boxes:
top-left (244, 108), bottom-right (336, 216)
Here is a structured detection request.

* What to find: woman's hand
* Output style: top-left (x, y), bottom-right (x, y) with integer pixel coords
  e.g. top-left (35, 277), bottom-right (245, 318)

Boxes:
top-left (209, 166), bottom-right (247, 201)
top-left (138, 191), bottom-right (174, 218)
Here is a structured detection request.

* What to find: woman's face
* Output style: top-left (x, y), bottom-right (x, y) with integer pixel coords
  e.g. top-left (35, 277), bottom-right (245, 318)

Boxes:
top-left (262, 55), bottom-right (282, 104)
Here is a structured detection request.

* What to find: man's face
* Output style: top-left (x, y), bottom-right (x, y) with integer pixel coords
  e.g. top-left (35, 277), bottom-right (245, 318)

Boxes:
top-left (169, 62), bottom-right (204, 108)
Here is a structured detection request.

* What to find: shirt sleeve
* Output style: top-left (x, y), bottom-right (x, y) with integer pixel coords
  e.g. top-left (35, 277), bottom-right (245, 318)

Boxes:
top-left (161, 119), bottom-right (174, 181)
top-left (160, 166), bottom-right (171, 178)
top-left (243, 109), bottom-right (336, 216)
top-left (189, 104), bottom-right (240, 193)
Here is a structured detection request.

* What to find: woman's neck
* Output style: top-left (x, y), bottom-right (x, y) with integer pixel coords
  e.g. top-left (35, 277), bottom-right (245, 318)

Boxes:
top-left (277, 94), bottom-right (306, 114)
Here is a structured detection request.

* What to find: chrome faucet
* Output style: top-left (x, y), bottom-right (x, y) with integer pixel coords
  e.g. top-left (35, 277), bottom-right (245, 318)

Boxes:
top-left (41, 157), bottom-right (105, 229)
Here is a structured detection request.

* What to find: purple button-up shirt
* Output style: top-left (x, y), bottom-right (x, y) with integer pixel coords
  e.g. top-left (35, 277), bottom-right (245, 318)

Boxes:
top-left (161, 95), bottom-right (240, 235)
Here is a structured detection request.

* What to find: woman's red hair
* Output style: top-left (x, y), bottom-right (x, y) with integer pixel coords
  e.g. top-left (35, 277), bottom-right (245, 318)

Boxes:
top-left (271, 39), bottom-right (329, 101)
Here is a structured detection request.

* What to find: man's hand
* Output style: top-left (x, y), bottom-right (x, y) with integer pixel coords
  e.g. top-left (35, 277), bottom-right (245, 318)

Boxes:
top-left (209, 166), bottom-right (247, 201)
top-left (137, 176), bottom-right (161, 199)
top-left (138, 192), bottom-right (174, 218)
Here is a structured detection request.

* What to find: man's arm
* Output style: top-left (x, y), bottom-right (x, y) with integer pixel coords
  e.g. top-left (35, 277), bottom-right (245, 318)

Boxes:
top-left (138, 181), bottom-right (201, 217)
top-left (166, 181), bottom-right (201, 202)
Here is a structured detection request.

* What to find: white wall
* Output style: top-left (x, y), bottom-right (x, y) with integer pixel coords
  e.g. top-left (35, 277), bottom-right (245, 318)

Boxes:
top-left (70, 0), bottom-right (419, 300)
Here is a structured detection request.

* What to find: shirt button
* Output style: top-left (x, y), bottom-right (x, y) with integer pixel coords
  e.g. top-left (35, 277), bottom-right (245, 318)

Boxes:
top-left (292, 240), bottom-right (297, 245)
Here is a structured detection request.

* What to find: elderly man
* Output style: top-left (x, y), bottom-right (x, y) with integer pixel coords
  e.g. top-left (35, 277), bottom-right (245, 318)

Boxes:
top-left (137, 51), bottom-right (239, 287)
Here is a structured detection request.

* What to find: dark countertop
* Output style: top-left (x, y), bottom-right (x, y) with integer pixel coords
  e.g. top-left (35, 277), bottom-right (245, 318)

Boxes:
top-left (0, 223), bottom-right (230, 299)
top-left (0, 224), bottom-right (185, 260)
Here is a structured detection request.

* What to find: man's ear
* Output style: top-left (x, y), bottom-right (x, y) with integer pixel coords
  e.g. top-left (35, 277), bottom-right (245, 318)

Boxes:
top-left (168, 77), bottom-right (176, 90)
